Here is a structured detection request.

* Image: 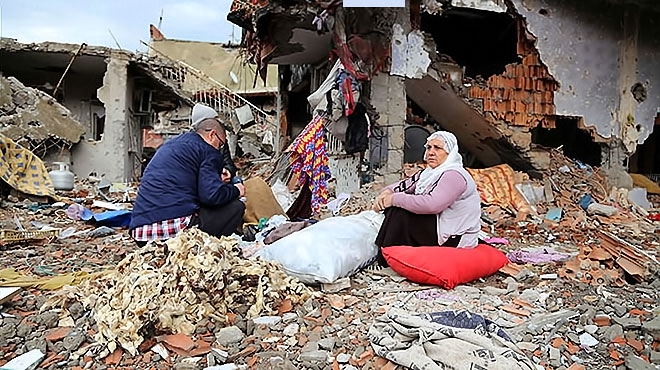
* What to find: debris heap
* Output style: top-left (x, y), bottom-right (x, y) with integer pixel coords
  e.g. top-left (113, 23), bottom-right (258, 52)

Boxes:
top-left (48, 228), bottom-right (312, 355)
top-left (0, 75), bottom-right (85, 152)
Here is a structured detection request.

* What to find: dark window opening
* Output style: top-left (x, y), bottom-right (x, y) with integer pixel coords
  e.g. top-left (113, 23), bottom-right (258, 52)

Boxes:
top-left (629, 115), bottom-right (660, 176)
top-left (286, 90), bottom-right (312, 139)
top-left (421, 8), bottom-right (519, 79)
top-left (531, 117), bottom-right (602, 167)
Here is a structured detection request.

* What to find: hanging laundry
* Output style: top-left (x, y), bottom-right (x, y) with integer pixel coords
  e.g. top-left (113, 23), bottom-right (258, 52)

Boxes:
top-left (287, 116), bottom-right (331, 214)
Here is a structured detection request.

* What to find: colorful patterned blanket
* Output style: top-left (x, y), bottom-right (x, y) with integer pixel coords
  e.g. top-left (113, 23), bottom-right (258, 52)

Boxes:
top-left (286, 115), bottom-right (331, 214)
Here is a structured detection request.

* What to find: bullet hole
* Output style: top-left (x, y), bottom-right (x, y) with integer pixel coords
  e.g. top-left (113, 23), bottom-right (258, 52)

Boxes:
top-left (631, 82), bottom-right (647, 103)
top-left (539, 8), bottom-right (549, 16)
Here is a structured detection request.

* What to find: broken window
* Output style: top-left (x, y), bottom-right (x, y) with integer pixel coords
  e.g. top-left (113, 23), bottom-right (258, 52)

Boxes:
top-left (531, 117), bottom-right (602, 167)
top-left (421, 8), bottom-right (519, 79)
top-left (90, 101), bottom-right (105, 141)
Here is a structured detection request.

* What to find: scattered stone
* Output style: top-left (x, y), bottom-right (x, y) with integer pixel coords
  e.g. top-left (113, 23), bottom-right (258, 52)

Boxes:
top-left (67, 302), bottom-right (85, 319)
top-left (24, 337), bottom-right (47, 354)
top-left (318, 337), bottom-right (336, 351)
top-left (252, 316), bottom-right (282, 327)
top-left (612, 317), bottom-right (641, 330)
top-left (336, 353), bottom-right (351, 363)
top-left (603, 324), bottom-right (624, 341)
top-left (299, 350), bottom-right (328, 363)
top-left (34, 311), bottom-right (59, 328)
top-left (584, 325), bottom-right (598, 334)
top-left (624, 354), bottom-right (655, 370)
top-left (642, 316), bottom-right (660, 338)
top-left (215, 326), bottom-right (245, 346)
top-left (282, 313), bottom-right (298, 324)
top-left (63, 329), bottom-right (86, 351)
top-left (649, 351), bottom-right (660, 364)
top-left (579, 333), bottom-right (599, 347)
top-left (283, 323), bottom-right (299, 336)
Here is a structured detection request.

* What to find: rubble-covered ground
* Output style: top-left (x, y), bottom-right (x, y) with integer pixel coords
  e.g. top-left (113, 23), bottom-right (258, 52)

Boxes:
top-left (1, 156), bottom-right (660, 370)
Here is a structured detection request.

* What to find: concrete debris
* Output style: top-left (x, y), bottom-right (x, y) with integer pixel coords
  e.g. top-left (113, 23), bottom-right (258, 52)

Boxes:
top-left (0, 75), bottom-right (85, 146)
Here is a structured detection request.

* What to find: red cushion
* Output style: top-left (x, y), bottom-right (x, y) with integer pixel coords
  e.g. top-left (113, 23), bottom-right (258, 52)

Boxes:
top-left (382, 244), bottom-right (509, 289)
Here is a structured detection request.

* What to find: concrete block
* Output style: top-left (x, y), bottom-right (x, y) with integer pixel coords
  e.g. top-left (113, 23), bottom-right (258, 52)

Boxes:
top-left (528, 149), bottom-right (551, 170)
top-left (387, 125), bottom-right (405, 151)
top-left (510, 129), bottom-right (532, 150)
top-left (386, 149), bottom-right (404, 174)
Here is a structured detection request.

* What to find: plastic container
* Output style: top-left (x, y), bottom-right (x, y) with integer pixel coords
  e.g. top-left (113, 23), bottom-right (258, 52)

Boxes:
top-left (49, 162), bottom-right (75, 191)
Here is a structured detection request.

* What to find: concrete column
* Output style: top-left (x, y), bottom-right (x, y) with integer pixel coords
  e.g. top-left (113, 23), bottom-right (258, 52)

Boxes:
top-left (371, 73), bottom-right (406, 185)
top-left (71, 54), bottom-right (131, 182)
top-left (603, 6), bottom-right (639, 189)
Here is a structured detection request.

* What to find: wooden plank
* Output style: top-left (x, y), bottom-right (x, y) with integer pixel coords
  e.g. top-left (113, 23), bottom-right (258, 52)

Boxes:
top-left (0, 287), bottom-right (22, 305)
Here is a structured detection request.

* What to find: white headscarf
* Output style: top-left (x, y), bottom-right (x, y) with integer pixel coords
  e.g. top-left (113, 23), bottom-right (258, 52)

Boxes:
top-left (415, 131), bottom-right (463, 194)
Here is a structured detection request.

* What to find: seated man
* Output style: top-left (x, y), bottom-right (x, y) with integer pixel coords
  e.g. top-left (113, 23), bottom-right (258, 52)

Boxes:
top-left (191, 103), bottom-right (238, 182)
top-left (130, 118), bottom-right (245, 246)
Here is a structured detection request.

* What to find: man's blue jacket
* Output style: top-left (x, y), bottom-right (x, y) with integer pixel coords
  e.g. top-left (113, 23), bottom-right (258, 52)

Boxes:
top-left (129, 132), bottom-right (239, 230)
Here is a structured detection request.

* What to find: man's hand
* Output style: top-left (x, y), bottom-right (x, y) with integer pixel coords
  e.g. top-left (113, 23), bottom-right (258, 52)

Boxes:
top-left (221, 168), bottom-right (231, 184)
top-left (234, 183), bottom-right (245, 197)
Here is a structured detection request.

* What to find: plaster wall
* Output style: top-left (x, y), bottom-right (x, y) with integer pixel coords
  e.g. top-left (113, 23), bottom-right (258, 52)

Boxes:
top-left (511, 0), bottom-right (660, 145)
top-left (71, 56), bottom-right (131, 182)
top-left (637, 14), bottom-right (660, 142)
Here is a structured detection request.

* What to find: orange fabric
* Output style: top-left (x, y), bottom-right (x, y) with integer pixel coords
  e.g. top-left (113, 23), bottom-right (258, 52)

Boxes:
top-left (467, 164), bottom-right (532, 213)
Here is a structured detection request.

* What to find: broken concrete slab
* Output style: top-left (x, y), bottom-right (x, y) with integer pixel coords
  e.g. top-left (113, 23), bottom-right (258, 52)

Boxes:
top-left (0, 76), bottom-right (85, 145)
top-left (0, 348), bottom-right (45, 370)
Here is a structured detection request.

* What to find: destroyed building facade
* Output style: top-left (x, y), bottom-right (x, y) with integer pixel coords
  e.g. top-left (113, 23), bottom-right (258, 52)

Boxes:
top-left (0, 36), bottom-right (281, 182)
top-left (145, 26), bottom-right (281, 158)
top-left (227, 0), bottom-right (660, 187)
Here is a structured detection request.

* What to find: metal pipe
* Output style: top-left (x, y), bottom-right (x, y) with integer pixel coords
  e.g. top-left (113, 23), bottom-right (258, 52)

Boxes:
top-left (52, 43), bottom-right (87, 97)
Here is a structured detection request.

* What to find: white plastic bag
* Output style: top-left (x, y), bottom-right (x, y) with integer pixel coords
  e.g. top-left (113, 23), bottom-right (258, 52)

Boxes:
top-left (257, 210), bottom-right (384, 284)
top-left (270, 179), bottom-right (295, 212)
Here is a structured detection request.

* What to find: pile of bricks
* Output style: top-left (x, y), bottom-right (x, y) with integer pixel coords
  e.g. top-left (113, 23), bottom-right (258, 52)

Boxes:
top-left (469, 52), bottom-right (559, 128)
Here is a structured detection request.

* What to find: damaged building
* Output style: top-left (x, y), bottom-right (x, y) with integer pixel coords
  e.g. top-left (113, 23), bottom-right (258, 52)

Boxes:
top-left (227, 0), bottom-right (660, 188)
top-left (0, 36), bottom-right (279, 183)
top-left (145, 25), bottom-right (281, 158)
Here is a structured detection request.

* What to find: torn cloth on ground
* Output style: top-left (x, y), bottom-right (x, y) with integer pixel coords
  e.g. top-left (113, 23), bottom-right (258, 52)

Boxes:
top-left (46, 228), bottom-right (311, 356)
top-left (0, 268), bottom-right (108, 290)
top-left (506, 248), bottom-right (572, 264)
top-left (0, 133), bottom-right (56, 198)
top-left (368, 308), bottom-right (535, 370)
top-left (286, 115), bottom-right (331, 214)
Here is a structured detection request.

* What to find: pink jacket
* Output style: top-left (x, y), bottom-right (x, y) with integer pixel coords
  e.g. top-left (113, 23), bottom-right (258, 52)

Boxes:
top-left (386, 168), bottom-right (481, 247)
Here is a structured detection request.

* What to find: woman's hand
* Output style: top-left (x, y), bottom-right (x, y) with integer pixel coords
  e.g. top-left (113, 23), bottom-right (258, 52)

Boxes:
top-left (373, 190), bottom-right (394, 212)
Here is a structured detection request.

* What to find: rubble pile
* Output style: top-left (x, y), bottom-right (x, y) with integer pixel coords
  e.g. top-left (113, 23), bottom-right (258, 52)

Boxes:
top-left (47, 228), bottom-right (312, 356)
top-left (0, 75), bottom-right (85, 150)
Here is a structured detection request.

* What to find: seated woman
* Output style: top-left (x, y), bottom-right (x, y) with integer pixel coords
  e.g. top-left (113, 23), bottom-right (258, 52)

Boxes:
top-left (373, 131), bottom-right (481, 250)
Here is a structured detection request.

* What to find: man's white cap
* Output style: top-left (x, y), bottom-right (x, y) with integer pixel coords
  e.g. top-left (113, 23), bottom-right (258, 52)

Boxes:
top-left (191, 103), bottom-right (218, 129)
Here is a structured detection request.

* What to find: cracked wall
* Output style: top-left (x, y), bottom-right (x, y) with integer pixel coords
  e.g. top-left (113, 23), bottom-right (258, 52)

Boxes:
top-left (510, 0), bottom-right (660, 151)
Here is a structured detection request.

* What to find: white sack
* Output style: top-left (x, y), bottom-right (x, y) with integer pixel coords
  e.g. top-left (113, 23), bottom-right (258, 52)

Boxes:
top-left (257, 210), bottom-right (384, 284)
